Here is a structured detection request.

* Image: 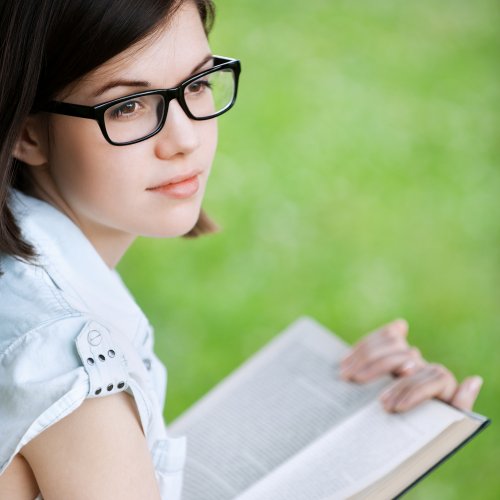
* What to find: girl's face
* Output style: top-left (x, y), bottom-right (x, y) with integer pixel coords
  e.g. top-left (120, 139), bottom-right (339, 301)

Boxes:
top-left (34, 2), bottom-right (218, 266)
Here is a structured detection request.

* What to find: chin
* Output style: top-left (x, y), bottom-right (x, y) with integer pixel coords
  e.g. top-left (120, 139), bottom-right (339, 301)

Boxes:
top-left (145, 211), bottom-right (202, 238)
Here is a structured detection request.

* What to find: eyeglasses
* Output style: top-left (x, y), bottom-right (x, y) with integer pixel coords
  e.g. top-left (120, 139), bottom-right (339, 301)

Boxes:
top-left (39, 56), bottom-right (241, 146)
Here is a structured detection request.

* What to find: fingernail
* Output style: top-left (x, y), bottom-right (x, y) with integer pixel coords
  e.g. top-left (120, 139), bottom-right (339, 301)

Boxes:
top-left (399, 360), bottom-right (415, 373)
top-left (393, 401), bottom-right (406, 413)
top-left (340, 360), bottom-right (353, 373)
top-left (467, 376), bottom-right (483, 393)
top-left (393, 318), bottom-right (408, 330)
top-left (380, 389), bottom-right (392, 401)
top-left (340, 353), bottom-right (353, 364)
top-left (382, 399), bottom-right (396, 412)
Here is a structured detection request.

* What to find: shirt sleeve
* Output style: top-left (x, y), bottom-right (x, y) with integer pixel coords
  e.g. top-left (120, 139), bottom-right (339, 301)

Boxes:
top-left (0, 315), bottom-right (130, 475)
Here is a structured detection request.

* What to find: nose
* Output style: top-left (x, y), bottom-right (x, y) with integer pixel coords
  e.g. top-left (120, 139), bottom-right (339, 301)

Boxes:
top-left (154, 99), bottom-right (200, 159)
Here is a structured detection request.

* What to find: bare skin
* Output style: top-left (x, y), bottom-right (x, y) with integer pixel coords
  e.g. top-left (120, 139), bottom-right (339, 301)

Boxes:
top-left (1, 3), bottom-right (212, 499)
top-left (339, 319), bottom-right (483, 412)
top-left (0, 454), bottom-right (38, 500)
top-left (0, 392), bottom-right (147, 500)
top-left (0, 320), bottom-right (483, 498)
top-left (0, 0), bottom-right (482, 496)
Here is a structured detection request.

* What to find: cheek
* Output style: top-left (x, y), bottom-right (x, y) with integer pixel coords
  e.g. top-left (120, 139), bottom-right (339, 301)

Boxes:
top-left (46, 114), bottom-right (219, 237)
top-left (202, 119), bottom-right (218, 165)
top-left (47, 117), bottom-right (146, 209)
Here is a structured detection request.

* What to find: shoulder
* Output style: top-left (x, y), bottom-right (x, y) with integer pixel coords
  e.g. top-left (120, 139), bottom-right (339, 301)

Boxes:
top-left (20, 391), bottom-right (161, 500)
top-left (0, 311), bottom-right (164, 499)
top-left (0, 314), bottom-right (131, 476)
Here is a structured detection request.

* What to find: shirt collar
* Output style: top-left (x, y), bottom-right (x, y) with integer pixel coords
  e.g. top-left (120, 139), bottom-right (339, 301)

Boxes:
top-left (9, 188), bottom-right (149, 340)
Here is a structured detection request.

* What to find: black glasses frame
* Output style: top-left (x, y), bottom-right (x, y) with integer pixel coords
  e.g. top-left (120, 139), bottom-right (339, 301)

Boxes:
top-left (40, 56), bottom-right (241, 146)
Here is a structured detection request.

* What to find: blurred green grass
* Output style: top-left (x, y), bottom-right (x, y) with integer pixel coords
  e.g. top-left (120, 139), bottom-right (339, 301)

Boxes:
top-left (117, 0), bottom-right (499, 497)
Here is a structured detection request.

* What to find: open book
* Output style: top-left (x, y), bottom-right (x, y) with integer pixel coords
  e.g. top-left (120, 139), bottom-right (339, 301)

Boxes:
top-left (169, 316), bottom-right (490, 500)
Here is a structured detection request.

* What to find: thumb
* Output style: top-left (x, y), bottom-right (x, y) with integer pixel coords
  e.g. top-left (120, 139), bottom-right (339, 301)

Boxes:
top-left (450, 376), bottom-right (483, 411)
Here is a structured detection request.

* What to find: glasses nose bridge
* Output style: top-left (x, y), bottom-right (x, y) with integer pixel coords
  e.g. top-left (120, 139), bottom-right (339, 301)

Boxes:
top-left (166, 84), bottom-right (187, 105)
top-left (160, 86), bottom-right (191, 122)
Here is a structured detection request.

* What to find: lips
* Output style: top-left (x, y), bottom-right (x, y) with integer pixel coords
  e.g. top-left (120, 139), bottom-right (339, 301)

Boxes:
top-left (146, 170), bottom-right (202, 199)
top-left (147, 170), bottom-right (203, 190)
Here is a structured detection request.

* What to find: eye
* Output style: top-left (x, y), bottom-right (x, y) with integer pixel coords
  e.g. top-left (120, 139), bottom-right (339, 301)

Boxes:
top-left (186, 79), bottom-right (212, 95)
top-left (109, 100), bottom-right (143, 119)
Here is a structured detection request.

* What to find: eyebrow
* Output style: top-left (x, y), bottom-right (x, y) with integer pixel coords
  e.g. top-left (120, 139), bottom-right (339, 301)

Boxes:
top-left (92, 54), bottom-right (214, 98)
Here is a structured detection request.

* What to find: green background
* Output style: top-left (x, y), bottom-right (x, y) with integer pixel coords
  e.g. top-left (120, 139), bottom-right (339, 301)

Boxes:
top-left (118, 0), bottom-right (499, 497)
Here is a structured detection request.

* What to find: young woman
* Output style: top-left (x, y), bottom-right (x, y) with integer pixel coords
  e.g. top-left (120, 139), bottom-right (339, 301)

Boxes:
top-left (0, 0), bottom-right (482, 499)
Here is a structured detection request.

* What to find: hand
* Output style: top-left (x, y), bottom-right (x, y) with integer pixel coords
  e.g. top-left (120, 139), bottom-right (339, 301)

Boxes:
top-left (339, 319), bottom-right (483, 412)
top-left (339, 319), bottom-right (426, 383)
top-left (379, 365), bottom-right (483, 413)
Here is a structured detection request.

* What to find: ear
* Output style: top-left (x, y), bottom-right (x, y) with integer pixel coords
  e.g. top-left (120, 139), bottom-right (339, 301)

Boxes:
top-left (12, 115), bottom-right (49, 166)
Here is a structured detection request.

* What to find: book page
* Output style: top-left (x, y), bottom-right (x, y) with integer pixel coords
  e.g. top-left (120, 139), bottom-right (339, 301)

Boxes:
top-left (169, 317), bottom-right (390, 500)
top-left (236, 399), bottom-right (465, 500)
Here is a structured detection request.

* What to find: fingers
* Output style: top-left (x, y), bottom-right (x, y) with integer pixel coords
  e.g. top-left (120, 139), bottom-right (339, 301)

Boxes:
top-left (342, 347), bottom-right (424, 383)
top-left (340, 319), bottom-right (423, 382)
top-left (392, 347), bottom-right (426, 377)
top-left (379, 364), bottom-right (458, 413)
top-left (450, 376), bottom-right (483, 412)
top-left (355, 318), bottom-right (409, 348)
top-left (340, 320), bottom-right (484, 415)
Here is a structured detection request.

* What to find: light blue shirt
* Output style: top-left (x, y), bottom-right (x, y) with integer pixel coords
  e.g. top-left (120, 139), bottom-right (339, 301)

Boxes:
top-left (0, 188), bottom-right (186, 500)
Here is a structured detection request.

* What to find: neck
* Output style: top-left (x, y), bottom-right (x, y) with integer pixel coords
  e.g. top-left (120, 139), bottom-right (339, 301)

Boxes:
top-left (29, 179), bottom-right (135, 269)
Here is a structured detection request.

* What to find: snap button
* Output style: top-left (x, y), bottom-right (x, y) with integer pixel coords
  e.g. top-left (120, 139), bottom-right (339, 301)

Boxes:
top-left (107, 384), bottom-right (114, 391)
top-left (87, 330), bottom-right (102, 346)
top-left (87, 357), bottom-right (95, 365)
top-left (143, 358), bottom-right (152, 370)
top-left (108, 350), bottom-right (115, 358)
top-left (98, 354), bottom-right (106, 362)
top-left (95, 388), bottom-right (102, 395)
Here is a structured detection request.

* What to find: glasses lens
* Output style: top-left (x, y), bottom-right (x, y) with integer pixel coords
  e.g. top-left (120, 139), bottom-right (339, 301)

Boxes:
top-left (104, 94), bottom-right (165, 144)
top-left (184, 67), bottom-right (236, 119)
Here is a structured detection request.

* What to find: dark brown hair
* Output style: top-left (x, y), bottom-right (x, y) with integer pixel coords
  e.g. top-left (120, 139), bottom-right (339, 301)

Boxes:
top-left (0, 0), bottom-right (218, 269)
